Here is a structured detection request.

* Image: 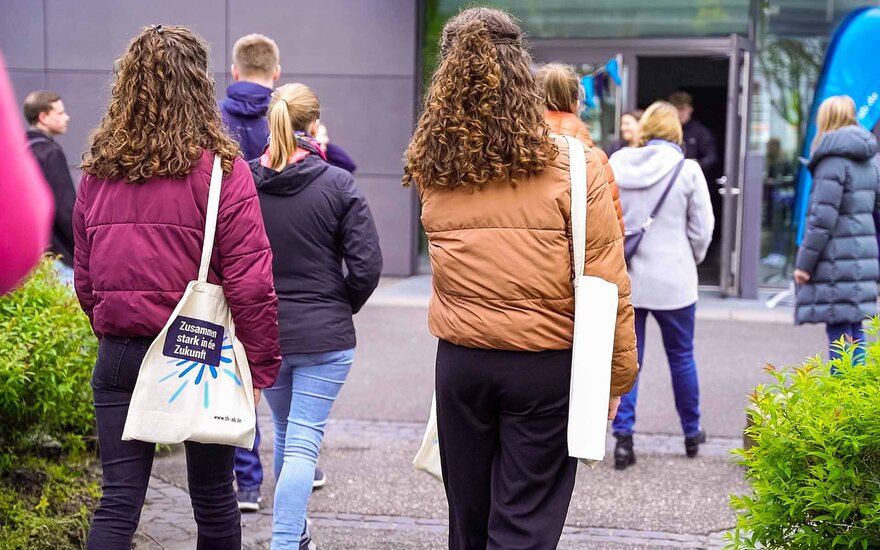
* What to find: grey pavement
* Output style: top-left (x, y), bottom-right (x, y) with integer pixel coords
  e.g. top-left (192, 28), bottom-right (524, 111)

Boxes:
top-left (137, 277), bottom-right (828, 549)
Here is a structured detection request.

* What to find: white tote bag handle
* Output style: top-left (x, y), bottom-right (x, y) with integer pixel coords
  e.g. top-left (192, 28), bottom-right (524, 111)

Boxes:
top-left (198, 155), bottom-right (223, 283)
top-left (568, 138), bottom-right (587, 277)
top-left (562, 135), bottom-right (618, 464)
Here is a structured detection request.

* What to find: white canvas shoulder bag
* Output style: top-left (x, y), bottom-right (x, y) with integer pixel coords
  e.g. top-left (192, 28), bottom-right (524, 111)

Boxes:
top-left (562, 135), bottom-right (619, 464)
top-left (122, 155), bottom-right (257, 449)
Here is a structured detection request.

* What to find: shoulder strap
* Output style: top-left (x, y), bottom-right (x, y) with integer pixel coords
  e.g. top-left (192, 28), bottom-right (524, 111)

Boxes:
top-left (563, 135), bottom-right (588, 278)
top-left (198, 155), bottom-right (223, 283)
top-left (642, 158), bottom-right (686, 228)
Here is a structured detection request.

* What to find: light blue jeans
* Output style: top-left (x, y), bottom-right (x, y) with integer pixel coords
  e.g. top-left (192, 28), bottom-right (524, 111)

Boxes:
top-left (263, 348), bottom-right (354, 548)
top-left (54, 259), bottom-right (74, 286)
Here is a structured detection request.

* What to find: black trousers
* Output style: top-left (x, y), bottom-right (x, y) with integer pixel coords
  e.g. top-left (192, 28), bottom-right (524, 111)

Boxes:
top-left (86, 336), bottom-right (241, 550)
top-left (435, 340), bottom-right (578, 550)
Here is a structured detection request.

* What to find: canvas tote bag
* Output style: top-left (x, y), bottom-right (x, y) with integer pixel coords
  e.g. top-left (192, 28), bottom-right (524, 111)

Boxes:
top-left (412, 393), bottom-right (443, 481)
top-left (563, 135), bottom-right (619, 464)
top-left (122, 155), bottom-right (257, 449)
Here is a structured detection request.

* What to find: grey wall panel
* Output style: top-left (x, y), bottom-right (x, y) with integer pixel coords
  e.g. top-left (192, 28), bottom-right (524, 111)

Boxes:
top-left (45, 71), bottom-right (113, 167)
top-left (357, 176), bottom-right (418, 276)
top-left (45, 0), bottom-right (226, 72)
top-left (0, 0), bottom-right (45, 69)
top-left (8, 70), bottom-right (47, 122)
top-left (212, 72), bottom-right (227, 103)
top-left (16, 1), bottom-right (421, 276)
top-left (227, 0), bottom-right (416, 76)
top-left (273, 74), bottom-right (414, 176)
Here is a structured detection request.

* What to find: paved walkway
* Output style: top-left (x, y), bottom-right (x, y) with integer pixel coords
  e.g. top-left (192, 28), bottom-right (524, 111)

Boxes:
top-left (137, 420), bottom-right (738, 549)
top-left (132, 276), bottom-right (823, 549)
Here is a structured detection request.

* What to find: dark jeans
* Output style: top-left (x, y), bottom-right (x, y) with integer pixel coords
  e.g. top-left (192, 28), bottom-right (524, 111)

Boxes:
top-left (826, 322), bottom-right (866, 364)
top-left (612, 304), bottom-right (702, 438)
top-left (435, 340), bottom-right (577, 550)
top-left (87, 336), bottom-right (241, 550)
top-left (234, 419), bottom-right (263, 490)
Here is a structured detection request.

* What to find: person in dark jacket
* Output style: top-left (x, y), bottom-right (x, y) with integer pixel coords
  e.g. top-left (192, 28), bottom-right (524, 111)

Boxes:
top-left (24, 90), bottom-right (75, 282)
top-left (605, 110), bottom-right (643, 157)
top-left (74, 26), bottom-right (281, 550)
top-left (220, 34), bottom-right (279, 161)
top-left (250, 82), bottom-right (382, 550)
top-left (794, 95), bottom-right (880, 362)
top-left (221, 32), bottom-right (281, 513)
top-left (669, 91), bottom-right (717, 173)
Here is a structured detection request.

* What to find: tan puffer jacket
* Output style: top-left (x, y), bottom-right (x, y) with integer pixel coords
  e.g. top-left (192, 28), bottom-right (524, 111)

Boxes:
top-left (419, 137), bottom-right (638, 396)
top-left (544, 110), bottom-right (625, 236)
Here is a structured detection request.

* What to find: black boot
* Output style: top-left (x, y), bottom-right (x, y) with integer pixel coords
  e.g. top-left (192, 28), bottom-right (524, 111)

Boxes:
top-left (685, 429), bottom-right (707, 458)
top-left (614, 433), bottom-right (636, 470)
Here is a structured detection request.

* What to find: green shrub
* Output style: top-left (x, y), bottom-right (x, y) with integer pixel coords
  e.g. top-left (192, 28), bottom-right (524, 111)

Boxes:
top-left (728, 318), bottom-right (880, 549)
top-left (0, 456), bottom-right (100, 549)
top-left (0, 259), bottom-right (97, 467)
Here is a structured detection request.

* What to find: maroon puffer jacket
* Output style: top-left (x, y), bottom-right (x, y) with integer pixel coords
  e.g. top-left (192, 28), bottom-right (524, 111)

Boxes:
top-left (73, 151), bottom-right (281, 389)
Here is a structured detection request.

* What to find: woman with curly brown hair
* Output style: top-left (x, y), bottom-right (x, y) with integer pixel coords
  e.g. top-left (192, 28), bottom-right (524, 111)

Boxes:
top-left (404, 8), bottom-right (637, 549)
top-left (74, 25), bottom-right (281, 549)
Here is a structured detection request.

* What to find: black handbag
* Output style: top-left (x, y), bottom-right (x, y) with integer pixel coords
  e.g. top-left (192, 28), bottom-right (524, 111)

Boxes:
top-left (623, 159), bottom-right (686, 263)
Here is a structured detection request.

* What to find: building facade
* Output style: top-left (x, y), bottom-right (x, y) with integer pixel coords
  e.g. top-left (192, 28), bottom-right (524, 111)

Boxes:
top-left (0, 0), bottom-right (423, 276)
top-left (424, 0), bottom-right (880, 298)
top-left (2, 0), bottom-right (877, 294)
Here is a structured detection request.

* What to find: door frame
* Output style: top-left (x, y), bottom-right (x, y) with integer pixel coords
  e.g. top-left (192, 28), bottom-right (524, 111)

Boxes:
top-left (531, 36), bottom-right (756, 297)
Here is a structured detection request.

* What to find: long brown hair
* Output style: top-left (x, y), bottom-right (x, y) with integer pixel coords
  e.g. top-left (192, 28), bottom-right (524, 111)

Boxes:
top-left (82, 25), bottom-right (240, 183)
top-left (402, 7), bottom-right (556, 190)
top-left (536, 62), bottom-right (580, 114)
top-left (266, 83), bottom-right (321, 171)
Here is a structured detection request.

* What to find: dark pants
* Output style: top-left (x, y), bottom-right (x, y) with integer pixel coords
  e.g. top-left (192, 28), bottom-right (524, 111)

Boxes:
top-left (612, 304), bottom-right (701, 437)
top-left (87, 336), bottom-right (241, 550)
top-left (234, 419), bottom-right (263, 490)
top-left (826, 322), bottom-right (866, 364)
top-left (435, 340), bottom-right (578, 550)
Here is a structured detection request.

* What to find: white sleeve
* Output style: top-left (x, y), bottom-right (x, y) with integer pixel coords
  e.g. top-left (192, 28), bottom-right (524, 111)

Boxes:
top-left (685, 161), bottom-right (715, 264)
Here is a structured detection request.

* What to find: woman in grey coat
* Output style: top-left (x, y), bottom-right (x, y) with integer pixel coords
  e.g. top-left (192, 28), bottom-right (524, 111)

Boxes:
top-left (609, 101), bottom-right (715, 469)
top-left (794, 95), bottom-right (880, 361)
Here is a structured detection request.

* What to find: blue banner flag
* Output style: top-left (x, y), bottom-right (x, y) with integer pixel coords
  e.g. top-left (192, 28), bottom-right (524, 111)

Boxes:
top-left (581, 75), bottom-right (595, 109)
top-left (795, 7), bottom-right (880, 243)
top-left (605, 57), bottom-right (622, 86)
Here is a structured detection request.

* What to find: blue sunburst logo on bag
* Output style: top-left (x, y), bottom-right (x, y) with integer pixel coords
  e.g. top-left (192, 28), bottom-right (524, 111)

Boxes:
top-left (159, 316), bottom-right (240, 409)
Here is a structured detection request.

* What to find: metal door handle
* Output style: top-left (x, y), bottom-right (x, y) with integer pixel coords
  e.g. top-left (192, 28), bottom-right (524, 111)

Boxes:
top-left (716, 176), bottom-right (728, 186)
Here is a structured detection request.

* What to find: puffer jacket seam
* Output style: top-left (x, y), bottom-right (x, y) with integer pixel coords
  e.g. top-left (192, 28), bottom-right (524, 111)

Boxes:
top-left (435, 289), bottom-right (572, 302)
top-left (86, 222), bottom-right (202, 231)
top-left (426, 227), bottom-right (565, 234)
top-left (222, 245), bottom-right (272, 260)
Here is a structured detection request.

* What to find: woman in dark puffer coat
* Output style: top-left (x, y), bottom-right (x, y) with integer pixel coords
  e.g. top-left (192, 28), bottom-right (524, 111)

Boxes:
top-left (794, 95), bottom-right (880, 361)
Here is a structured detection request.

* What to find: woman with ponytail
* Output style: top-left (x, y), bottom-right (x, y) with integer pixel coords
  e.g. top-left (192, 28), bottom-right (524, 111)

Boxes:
top-left (537, 62), bottom-right (625, 235)
top-left (249, 82), bottom-right (383, 550)
top-left (404, 8), bottom-right (637, 548)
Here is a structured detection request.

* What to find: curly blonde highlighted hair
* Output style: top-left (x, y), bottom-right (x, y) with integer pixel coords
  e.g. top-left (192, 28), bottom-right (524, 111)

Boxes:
top-left (81, 25), bottom-right (241, 183)
top-left (402, 8), bottom-right (556, 190)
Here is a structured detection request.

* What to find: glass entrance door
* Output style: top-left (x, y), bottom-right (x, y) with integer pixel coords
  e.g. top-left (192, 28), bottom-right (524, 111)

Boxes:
top-left (531, 36), bottom-right (754, 294)
top-left (719, 35), bottom-right (753, 296)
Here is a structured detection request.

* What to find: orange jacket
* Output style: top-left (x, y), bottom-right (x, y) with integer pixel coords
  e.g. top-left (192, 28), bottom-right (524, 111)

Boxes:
top-left (544, 110), bottom-right (625, 235)
top-left (419, 137), bottom-right (638, 396)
